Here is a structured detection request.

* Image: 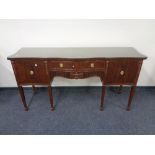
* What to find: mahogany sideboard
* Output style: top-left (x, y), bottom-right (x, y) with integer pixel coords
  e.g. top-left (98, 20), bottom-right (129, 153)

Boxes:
top-left (7, 47), bottom-right (147, 111)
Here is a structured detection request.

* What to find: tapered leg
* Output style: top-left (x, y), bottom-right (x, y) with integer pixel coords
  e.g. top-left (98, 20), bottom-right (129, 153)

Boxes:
top-left (127, 86), bottom-right (136, 111)
top-left (32, 85), bottom-right (36, 94)
top-left (18, 86), bottom-right (29, 111)
top-left (48, 85), bottom-right (55, 111)
top-left (100, 85), bottom-right (106, 111)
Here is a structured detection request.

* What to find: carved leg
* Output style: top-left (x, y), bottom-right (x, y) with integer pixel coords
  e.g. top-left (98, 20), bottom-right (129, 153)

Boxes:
top-left (32, 85), bottom-right (36, 94)
top-left (127, 86), bottom-right (136, 111)
top-left (18, 86), bottom-right (29, 111)
top-left (100, 85), bottom-right (106, 111)
top-left (48, 85), bottom-right (55, 111)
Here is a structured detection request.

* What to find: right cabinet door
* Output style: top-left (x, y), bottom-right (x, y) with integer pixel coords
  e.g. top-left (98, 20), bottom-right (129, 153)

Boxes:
top-left (105, 59), bottom-right (141, 85)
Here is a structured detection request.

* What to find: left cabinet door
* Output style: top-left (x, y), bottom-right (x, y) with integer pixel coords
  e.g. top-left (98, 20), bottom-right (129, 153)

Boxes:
top-left (13, 60), bottom-right (49, 84)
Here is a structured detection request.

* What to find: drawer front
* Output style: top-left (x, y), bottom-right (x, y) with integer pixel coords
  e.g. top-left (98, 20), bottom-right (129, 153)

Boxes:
top-left (50, 71), bottom-right (104, 79)
top-left (48, 60), bottom-right (105, 71)
top-left (77, 60), bottom-right (106, 71)
top-left (13, 60), bottom-right (49, 84)
top-left (48, 61), bottom-right (74, 71)
top-left (105, 60), bottom-right (141, 85)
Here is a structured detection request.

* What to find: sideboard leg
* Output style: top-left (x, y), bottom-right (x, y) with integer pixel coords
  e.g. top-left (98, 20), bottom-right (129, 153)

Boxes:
top-left (48, 85), bottom-right (55, 111)
top-left (100, 85), bottom-right (106, 111)
top-left (18, 86), bottom-right (29, 111)
top-left (127, 86), bottom-right (136, 111)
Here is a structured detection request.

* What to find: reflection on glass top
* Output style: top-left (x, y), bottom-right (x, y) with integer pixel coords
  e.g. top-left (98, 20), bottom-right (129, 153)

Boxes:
top-left (8, 47), bottom-right (147, 59)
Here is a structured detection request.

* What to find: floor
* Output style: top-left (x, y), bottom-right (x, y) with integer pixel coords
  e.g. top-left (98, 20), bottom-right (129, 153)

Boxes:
top-left (0, 87), bottom-right (155, 135)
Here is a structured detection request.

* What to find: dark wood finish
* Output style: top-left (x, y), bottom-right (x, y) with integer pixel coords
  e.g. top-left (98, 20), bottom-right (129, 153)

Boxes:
top-left (18, 86), bottom-right (29, 111)
top-left (8, 47), bottom-right (147, 111)
top-left (127, 86), bottom-right (136, 111)
top-left (105, 60), bottom-right (142, 85)
top-left (13, 60), bottom-right (50, 84)
top-left (48, 85), bottom-right (55, 111)
top-left (47, 60), bottom-right (105, 72)
top-left (100, 85), bottom-right (106, 111)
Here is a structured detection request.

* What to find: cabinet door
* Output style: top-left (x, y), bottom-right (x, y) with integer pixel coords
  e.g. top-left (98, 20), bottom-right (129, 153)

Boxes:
top-left (13, 60), bottom-right (49, 84)
top-left (105, 60), bottom-right (141, 85)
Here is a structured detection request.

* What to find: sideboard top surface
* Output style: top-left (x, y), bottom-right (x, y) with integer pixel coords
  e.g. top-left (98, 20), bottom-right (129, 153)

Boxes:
top-left (8, 47), bottom-right (147, 60)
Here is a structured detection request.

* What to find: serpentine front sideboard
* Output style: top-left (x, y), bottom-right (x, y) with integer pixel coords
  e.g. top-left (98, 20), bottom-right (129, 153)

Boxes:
top-left (7, 47), bottom-right (147, 111)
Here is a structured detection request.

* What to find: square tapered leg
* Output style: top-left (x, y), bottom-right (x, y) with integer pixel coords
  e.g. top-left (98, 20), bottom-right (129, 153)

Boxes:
top-left (48, 85), bottom-right (55, 111)
top-left (18, 86), bottom-right (29, 111)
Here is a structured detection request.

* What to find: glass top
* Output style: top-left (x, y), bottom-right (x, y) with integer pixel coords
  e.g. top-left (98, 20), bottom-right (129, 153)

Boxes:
top-left (8, 47), bottom-right (147, 59)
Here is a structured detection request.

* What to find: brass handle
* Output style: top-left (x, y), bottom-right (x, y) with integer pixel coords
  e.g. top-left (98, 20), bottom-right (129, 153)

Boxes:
top-left (90, 63), bottom-right (95, 68)
top-left (59, 63), bottom-right (63, 68)
top-left (120, 70), bottom-right (125, 75)
top-left (30, 70), bottom-right (34, 75)
top-left (72, 65), bottom-right (75, 68)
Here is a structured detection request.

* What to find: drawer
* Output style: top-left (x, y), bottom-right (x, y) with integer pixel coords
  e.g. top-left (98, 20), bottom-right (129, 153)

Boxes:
top-left (77, 60), bottom-right (106, 71)
top-left (48, 61), bottom-right (74, 71)
top-left (13, 60), bottom-right (49, 84)
top-left (51, 71), bottom-right (104, 79)
top-left (70, 72), bottom-right (84, 79)
top-left (48, 60), bottom-right (106, 71)
top-left (105, 60), bottom-right (141, 85)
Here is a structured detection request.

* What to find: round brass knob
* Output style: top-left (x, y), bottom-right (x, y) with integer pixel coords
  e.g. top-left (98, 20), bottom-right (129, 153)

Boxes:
top-left (59, 63), bottom-right (63, 68)
top-left (30, 70), bottom-right (34, 75)
top-left (120, 70), bottom-right (125, 75)
top-left (34, 64), bottom-right (38, 67)
top-left (90, 63), bottom-right (94, 68)
top-left (72, 65), bottom-right (75, 68)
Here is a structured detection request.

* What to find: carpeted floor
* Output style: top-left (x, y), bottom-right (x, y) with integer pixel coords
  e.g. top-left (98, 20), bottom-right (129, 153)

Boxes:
top-left (0, 87), bottom-right (155, 135)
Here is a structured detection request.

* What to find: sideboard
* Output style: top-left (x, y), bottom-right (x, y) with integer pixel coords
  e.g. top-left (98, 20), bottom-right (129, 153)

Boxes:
top-left (7, 47), bottom-right (147, 111)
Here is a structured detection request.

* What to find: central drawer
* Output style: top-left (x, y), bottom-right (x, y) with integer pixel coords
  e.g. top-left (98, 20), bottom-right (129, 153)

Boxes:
top-left (48, 61), bottom-right (74, 71)
top-left (48, 60), bottom-right (106, 71)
